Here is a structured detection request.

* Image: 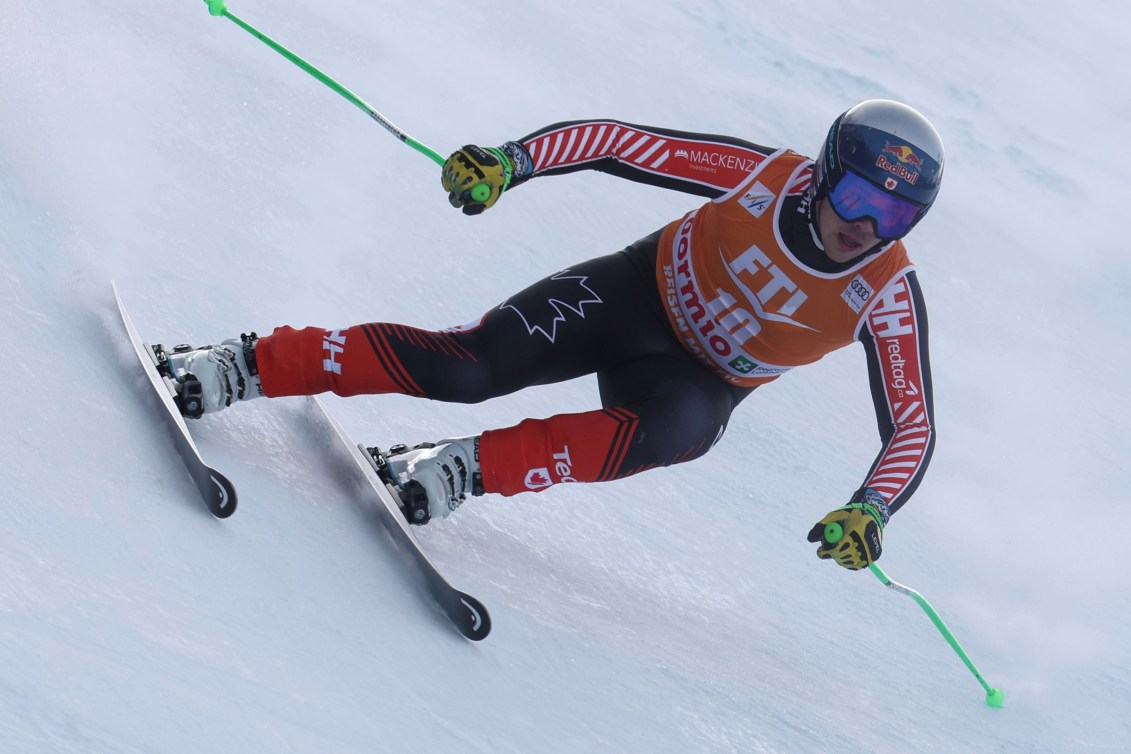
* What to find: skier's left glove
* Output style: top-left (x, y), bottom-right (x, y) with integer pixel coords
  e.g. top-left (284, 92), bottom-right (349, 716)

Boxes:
top-left (441, 141), bottom-right (533, 216)
top-left (806, 489), bottom-right (891, 571)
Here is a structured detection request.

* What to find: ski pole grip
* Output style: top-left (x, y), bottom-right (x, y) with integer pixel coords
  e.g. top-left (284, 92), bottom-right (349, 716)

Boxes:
top-left (205, 0), bottom-right (228, 16)
top-left (470, 185), bottom-right (492, 203)
top-left (824, 522), bottom-right (844, 545)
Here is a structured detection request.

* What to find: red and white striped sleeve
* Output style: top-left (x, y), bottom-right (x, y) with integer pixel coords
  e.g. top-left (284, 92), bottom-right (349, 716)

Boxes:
top-left (856, 269), bottom-right (935, 515)
top-left (516, 119), bottom-right (776, 197)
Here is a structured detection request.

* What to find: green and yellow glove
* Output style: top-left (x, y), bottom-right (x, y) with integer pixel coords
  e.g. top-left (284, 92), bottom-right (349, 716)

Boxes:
top-left (441, 142), bottom-right (532, 215)
top-left (806, 489), bottom-right (891, 571)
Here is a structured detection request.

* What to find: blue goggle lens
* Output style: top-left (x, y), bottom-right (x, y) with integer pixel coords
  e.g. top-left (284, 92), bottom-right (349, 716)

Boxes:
top-left (828, 170), bottom-right (924, 240)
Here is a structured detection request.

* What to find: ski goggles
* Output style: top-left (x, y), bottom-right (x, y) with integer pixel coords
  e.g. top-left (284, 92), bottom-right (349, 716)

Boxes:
top-left (827, 169), bottom-right (925, 240)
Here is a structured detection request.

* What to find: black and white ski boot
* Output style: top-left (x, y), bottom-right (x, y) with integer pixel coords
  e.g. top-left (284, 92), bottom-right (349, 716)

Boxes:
top-left (158, 333), bottom-right (263, 418)
top-left (366, 438), bottom-right (482, 525)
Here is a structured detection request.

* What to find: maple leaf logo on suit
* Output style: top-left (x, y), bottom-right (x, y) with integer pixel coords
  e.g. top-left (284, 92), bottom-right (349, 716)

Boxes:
top-left (524, 467), bottom-right (553, 490)
top-left (501, 271), bottom-right (603, 343)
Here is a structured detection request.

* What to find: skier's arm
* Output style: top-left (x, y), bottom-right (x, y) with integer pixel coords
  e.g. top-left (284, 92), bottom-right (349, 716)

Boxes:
top-left (804, 269), bottom-right (934, 570)
top-left (440, 120), bottom-right (777, 214)
top-left (854, 269), bottom-right (935, 516)
top-left (516, 119), bottom-right (777, 197)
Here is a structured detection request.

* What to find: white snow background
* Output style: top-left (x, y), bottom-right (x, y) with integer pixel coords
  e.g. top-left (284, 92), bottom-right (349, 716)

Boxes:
top-left (2, 1), bottom-right (1128, 751)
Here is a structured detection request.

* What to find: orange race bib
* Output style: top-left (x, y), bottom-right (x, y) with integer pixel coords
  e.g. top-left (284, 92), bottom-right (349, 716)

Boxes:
top-left (657, 150), bottom-right (912, 386)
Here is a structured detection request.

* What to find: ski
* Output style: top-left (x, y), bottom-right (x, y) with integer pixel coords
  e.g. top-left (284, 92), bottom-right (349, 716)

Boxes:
top-left (307, 396), bottom-right (491, 641)
top-left (112, 283), bottom-right (237, 518)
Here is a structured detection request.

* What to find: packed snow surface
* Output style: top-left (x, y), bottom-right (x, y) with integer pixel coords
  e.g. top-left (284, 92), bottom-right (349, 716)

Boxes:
top-left (2, 1), bottom-right (1128, 751)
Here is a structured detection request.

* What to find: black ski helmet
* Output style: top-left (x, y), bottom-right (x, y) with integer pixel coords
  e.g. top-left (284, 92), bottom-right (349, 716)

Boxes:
top-left (814, 99), bottom-right (944, 238)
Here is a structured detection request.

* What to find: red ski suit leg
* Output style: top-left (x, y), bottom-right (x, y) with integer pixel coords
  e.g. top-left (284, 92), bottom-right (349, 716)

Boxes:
top-left (477, 409), bottom-right (640, 496)
top-left (258, 324), bottom-right (445, 398)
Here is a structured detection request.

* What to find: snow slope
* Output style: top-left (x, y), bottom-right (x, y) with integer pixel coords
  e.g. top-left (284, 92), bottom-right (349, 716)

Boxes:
top-left (2, 0), bottom-right (1129, 751)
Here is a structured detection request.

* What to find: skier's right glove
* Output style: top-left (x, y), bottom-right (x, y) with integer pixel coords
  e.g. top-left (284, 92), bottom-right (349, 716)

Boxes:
top-left (441, 142), bottom-right (532, 215)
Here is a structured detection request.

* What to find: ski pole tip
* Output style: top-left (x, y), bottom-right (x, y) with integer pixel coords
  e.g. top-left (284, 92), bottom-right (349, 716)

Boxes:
top-left (985, 687), bottom-right (1005, 708)
top-left (204, 0), bottom-right (227, 16)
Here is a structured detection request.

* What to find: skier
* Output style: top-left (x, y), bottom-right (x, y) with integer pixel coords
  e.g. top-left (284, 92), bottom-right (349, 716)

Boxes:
top-left (165, 99), bottom-right (942, 571)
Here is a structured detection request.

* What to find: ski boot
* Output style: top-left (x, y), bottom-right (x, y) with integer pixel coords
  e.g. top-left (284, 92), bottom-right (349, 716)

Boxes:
top-left (158, 333), bottom-right (263, 419)
top-left (365, 437), bottom-right (482, 525)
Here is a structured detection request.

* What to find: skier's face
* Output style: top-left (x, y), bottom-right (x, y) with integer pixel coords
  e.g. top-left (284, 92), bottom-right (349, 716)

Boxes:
top-left (816, 198), bottom-right (881, 264)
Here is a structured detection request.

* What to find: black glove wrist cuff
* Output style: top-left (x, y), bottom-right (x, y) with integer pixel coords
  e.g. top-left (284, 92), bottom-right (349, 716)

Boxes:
top-left (845, 488), bottom-right (891, 528)
top-left (498, 140), bottom-right (534, 187)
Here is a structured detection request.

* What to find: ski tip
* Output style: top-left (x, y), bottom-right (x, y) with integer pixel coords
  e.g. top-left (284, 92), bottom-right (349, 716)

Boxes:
top-left (206, 468), bottom-right (238, 518)
top-left (457, 592), bottom-right (492, 641)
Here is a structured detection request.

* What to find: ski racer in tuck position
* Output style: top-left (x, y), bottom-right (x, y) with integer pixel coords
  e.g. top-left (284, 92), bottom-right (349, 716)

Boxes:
top-left (164, 99), bottom-right (944, 572)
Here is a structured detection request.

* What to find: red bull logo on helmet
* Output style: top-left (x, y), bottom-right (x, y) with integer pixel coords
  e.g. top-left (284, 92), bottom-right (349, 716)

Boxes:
top-left (875, 144), bottom-right (922, 187)
top-left (884, 144), bottom-right (923, 168)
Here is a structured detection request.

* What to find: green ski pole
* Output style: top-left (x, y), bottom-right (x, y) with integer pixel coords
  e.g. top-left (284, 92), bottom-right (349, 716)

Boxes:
top-left (823, 522), bottom-right (1004, 708)
top-left (201, 0), bottom-right (492, 202)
